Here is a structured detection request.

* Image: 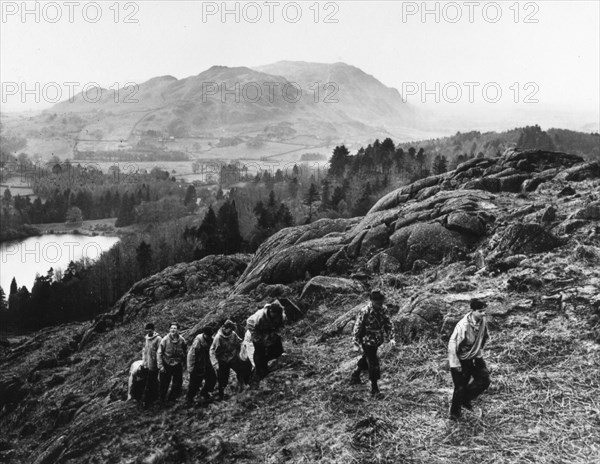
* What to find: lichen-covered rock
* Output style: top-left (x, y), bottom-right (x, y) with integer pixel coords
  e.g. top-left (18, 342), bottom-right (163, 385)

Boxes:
top-left (254, 283), bottom-right (293, 299)
top-left (116, 254), bottom-right (250, 321)
top-left (393, 295), bottom-right (453, 342)
top-left (300, 276), bottom-right (364, 300)
top-left (554, 161), bottom-right (600, 182)
top-left (500, 149), bottom-right (583, 170)
top-left (366, 252), bottom-right (402, 274)
top-left (557, 185), bottom-right (576, 197)
top-left (359, 224), bottom-right (390, 256)
top-left (389, 222), bottom-right (474, 271)
top-left (573, 202), bottom-right (600, 220)
top-left (540, 205), bottom-right (557, 223)
top-left (555, 219), bottom-right (587, 235)
top-left (493, 223), bottom-right (561, 255)
top-left (445, 211), bottom-right (486, 236)
top-left (233, 218), bottom-right (358, 294)
top-left (499, 174), bottom-right (531, 192)
top-left (0, 375), bottom-right (28, 409)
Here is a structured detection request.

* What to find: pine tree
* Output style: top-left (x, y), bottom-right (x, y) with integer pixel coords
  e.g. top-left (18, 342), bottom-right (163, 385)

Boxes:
top-left (10, 277), bottom-right (17, 295)
top-left (0, 286), bottom-right (7, 313)
top-left (115, 193), bottom-right (135, 227)
top-left (416, 148), bottom-right (426, 177)
top-left (276, 203), bottom-right (294, 228)
top-left (329, 145), bottom-right (350, 177)
top-left (432, 154), bottom-right (448, 175)
top-left (183, 185), bottom-right (197, 208)
top-left (136, 241), bottom-right (153, 277)
top-left (288, 177), bottom-right (299, 199)
top-left (320, 179), bottom-right (331, 210)
top-left (304, 183), bottom-right (320, 221)
top-left (217, 200), bottom-right (243, 254)
top-left (331, 186), bottom-right (345, 210)
top-left (190, 205), bottom-right (220, 257)
top-left (351, 182), bottom-right (373, 217)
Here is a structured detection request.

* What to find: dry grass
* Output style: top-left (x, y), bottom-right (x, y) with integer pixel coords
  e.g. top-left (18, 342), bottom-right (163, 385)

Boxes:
top-left (2, 265), bottom-right (600, 463)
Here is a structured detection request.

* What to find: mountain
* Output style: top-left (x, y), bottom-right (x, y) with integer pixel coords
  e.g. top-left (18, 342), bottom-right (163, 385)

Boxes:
top-left (2, 62), bottom-right (431, 161)
top-left (1, 149), bottom-right (599, 463)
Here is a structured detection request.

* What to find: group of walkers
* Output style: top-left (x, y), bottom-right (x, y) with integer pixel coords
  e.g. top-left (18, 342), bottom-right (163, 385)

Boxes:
top-left (129, 289), bottom-right (491, 421)
top-left (128, 301), bottom-right (285, 407)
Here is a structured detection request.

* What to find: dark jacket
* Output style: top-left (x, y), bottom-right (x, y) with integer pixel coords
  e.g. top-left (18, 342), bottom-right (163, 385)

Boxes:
top-left (187, 333), bottom-right (213, 375)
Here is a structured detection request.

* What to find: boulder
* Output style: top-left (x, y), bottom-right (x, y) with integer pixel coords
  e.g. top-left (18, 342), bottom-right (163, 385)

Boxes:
top-left (389, 222), bottom-right (474, 271)
top-left (522, 177), bottom-right (544, 192)
top-left (234, 235), bottom-right (346, 294)
top-left (500, 149), bottom-right (583, 170)
top-left (493, 223), bottom-right (561, 255)
top-left (462, 177), bottom-right (501, 193)
top-left (394, 313), bottom-right (430, 342)
top-left (300, 276), bottom-right (364, 300)
top-left (445, 211), bottom-right (486, 236)
top-left (557, 185), bottom-right (576, 197)
top-left (540, 205), bottom-right (557, 223)
top-left (254, 284), bottom-right (293, 299)
top-left (0, 375), bottom-right (28, 409)
top-left (411, 259), bottom-right (430, 273)
top-left (360, 224), bottom-right (390, 256)
top-left (573, 202), bottom-right (600, 220)
top-left (555, 219), bottom-right (587, 235)
top-left (555, 161), bottom-right (600, 182)
top-left (118, 255), bottom-right (250, 321)
top-left (233, 218), bottom-right (357, 294)
top-left (393, 295), bottom-right (453, 342)
top-left (486, 254), bottom-right (528, 273)
top-left (499, 174), bottom-right (531, 193)
top-left (366, 252), bottom-right (402, 274)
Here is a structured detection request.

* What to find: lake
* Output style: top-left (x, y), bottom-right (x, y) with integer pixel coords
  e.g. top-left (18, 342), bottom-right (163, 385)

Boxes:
top-left (0, 234), bottom-right (120, 293)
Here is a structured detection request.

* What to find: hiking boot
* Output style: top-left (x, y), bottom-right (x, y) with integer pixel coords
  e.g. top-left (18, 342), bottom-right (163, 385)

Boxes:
top-left (370, 382), bottom-right (380, 397)
top-left (462, 400), bottom-right (473, 411)
top-left (350, 371), bottom-right (362, 385)
top-left (216, 390), bottom-right (225, 402)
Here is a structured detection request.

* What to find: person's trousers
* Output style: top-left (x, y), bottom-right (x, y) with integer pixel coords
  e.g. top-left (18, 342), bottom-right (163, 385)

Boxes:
top-left (218, 357), bottom-right (253, 392)
top-left (129, 371), bottom-right (147, 401)
top-left (450, 357), bottom-right (491, 417)
top-left (187, 365), bottom-right (217, 400)
top-left (253, 337), bottom-right (284, 379)
top-left (159, 363), bottom-right (183, 402)
top-left (356, 345), bottom-right (380, 381)
top-left (142, 369), bottom-right (159, 404)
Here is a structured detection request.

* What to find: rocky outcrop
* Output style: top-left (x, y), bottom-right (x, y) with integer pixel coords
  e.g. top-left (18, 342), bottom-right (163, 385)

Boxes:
top-left (234, 150), bottom-right (597, 294)
top-left (300, 276), bottom-right (364, 300)
top-left (573, 201), bottom-right (600, 220)
top-left (116, 254), bottom-right (250, 321)
top-left (491, 224), bottom-right (561, 256)
top-left (232, 218), bottom-right (359, 294)
top-left (389, 223), bottom-right (473, 271)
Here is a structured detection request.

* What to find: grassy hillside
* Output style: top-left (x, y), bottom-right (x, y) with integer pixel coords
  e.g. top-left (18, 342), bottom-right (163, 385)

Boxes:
top-left (1, 152), bottom-right (599, 464)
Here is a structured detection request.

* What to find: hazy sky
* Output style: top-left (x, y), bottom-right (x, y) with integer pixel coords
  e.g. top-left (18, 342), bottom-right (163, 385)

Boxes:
top-left (1, 0), bottom-right (599, 129)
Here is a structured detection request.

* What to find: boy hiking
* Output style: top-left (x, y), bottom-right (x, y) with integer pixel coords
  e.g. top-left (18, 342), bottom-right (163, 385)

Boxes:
top-left (351, 289), bottom-right (396, 397)
top-left (158, 322), bottom-right (187, 403)
top-left (210, 320), bottom-right (252, 400)
top-left (448, 298), bottom-right (491, 421)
